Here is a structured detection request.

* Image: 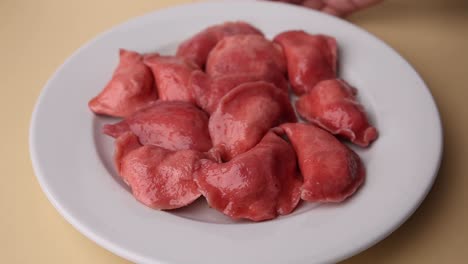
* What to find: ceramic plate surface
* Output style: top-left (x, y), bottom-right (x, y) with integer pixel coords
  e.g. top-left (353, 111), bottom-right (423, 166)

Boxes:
top-left (30, 1), bottom-right (443, 263)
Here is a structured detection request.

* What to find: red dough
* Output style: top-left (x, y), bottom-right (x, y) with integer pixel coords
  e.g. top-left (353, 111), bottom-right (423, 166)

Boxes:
top-left (103, 101), bottom-right (212, 152)
top-left (280, 123), bottom-right (365, 202)
top-left (190, 71), bottom-right (289, 114)
top-left (209, 81), bottom-right (297, 161)
top-left (274, 30), bottom-right (337, 95)
top-left (143, 54), bottom-right (199, 103)
top-left (206, 34), bottom-right (287, 78)
top-left (115, 132), bottom-right (206, 210)
top-left (88, 49), bottom-right (157, 117)
top-left (88, 23), bottom-right (380, 221)
top-left (194, 130), bottom-right (302, 221)
top-left (296, 79), bottom-right (378, 147)
top-left (190, 34), bottom-right (289, 114)
top-left (176, 21), bottom-right (263, 68)
top-left (114, 131), bottom-right (142, 176)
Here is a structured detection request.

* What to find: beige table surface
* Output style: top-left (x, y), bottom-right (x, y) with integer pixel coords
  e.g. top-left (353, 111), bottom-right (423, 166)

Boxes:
top-left (2, 0), bottom-right (467, 263)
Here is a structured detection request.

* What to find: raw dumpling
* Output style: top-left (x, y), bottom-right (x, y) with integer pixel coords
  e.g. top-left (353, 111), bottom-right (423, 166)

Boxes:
top-left (194, 130), bottom-right (302, 221)
top-left (296, 79), bottom-right (378, 147)
top-left (280, 123), bottom-right (365, 202)
top-left (143, 54), bottom-right (199, 103)
top-left (209, 81), bottom-right (297, 161)
top-left (176, 21), bottom-right (263, 68)
top-left (206, 34), bottom-right (287, 78)
top-left (114, 131), bottom-right (142, 175)
top-left (103, 101), bottom-right (212, 152)
top-left (115, 132), bottom-right (207, 210)
top-left (88, 49), bottom-right (157, 117)
top-left (190, 70), bottom-right (289, 114)
top-left (274, 30), bottom-right (337, 95)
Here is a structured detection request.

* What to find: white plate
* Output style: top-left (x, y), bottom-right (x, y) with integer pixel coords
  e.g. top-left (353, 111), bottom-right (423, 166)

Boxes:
top-left (30, 1), bottom-right (443, 263)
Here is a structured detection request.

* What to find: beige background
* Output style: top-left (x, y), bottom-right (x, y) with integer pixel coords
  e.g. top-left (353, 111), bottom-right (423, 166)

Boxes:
top-left (1, 0), bottom-right (467, 263)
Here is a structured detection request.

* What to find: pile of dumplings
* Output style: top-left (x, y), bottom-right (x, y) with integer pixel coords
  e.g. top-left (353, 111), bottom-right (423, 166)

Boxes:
top-left (89, 21), bottom-right (378, 221)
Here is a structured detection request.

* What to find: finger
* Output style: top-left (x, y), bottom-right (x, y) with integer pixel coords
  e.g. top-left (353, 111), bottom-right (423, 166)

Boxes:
top-left (351, 0), bottom-right (383, 9)
top-left (322, 0), bottom-right (383, 16)
top-left (321, 6), bottom-right (342, 16)
top-left (301, 0), bottom-right (326, 10)
top-left (270, 0), bottom-right (304, 4)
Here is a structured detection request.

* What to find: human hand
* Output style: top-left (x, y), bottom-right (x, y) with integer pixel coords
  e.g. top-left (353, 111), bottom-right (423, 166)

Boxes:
top-left (267, 0), bottom-right (383, 17)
